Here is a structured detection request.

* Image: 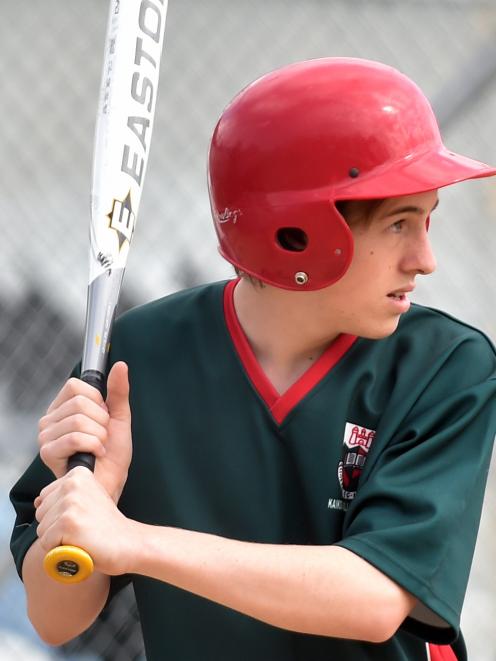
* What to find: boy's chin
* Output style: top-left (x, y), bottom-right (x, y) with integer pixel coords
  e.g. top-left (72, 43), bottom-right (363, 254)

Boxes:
top-left (358, 318), bottom-right (402, 340)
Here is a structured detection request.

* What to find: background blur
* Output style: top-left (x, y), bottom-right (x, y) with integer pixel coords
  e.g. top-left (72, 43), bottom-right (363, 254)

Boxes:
top-left (1, 0), bottom-right (495, 659)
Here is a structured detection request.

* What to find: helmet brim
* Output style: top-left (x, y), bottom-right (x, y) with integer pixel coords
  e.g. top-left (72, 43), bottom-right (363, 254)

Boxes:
top-left (334, 147), bottom-right (496, 200)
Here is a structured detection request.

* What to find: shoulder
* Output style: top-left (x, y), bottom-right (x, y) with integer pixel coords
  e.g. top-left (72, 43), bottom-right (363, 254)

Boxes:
top-left (116, 280), bottom-right (227, 332)
top-left (402, 303), bottom-right (494, 343)
top-left (379, 304), bottom-right (496, 386)
top-left (108, 280), bottom-right (230, 367)
top-left (350, 304), bottom-right (496, 399)
top-left (399, 303), bottom-right (495, 360)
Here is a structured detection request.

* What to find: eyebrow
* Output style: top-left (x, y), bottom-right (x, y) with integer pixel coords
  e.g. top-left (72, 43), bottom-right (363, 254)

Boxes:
top-left (381, 198), bottom-right (440, 218)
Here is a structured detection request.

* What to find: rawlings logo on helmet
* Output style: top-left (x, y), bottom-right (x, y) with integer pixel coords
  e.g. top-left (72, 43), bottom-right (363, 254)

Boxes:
top-left (217, 208), bottom-right (242, 224)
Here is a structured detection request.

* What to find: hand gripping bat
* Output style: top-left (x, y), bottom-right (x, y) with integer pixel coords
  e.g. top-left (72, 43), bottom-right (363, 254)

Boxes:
top-left (43, 0), bottom-right (168, 584)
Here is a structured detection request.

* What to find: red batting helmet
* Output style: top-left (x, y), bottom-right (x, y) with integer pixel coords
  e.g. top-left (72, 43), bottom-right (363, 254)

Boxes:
top-left (208, 57), bottom-right (496, 290)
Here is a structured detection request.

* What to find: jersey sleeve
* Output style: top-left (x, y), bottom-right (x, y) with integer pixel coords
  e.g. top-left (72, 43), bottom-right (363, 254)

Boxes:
top-left (10, 454), bottom-right (53, 579)
top-left (336, 329), bottom-right (496, 644)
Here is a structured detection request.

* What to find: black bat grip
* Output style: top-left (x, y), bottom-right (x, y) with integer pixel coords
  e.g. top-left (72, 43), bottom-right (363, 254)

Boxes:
top-left (67, 370), bottom-right (107, 473)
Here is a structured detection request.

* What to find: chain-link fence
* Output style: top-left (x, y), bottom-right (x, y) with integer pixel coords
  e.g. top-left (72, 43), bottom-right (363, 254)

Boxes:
top-left (1, 0), bottom-right (495, 659)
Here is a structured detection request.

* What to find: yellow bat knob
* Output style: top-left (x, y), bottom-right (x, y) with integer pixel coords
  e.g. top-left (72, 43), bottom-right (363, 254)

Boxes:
top-left (43, 545), bottom-right (94, 584)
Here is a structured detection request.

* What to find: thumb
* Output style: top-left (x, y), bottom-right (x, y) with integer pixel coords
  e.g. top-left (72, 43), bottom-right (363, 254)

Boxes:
top-left (106, 361), bottom-right (131, 422)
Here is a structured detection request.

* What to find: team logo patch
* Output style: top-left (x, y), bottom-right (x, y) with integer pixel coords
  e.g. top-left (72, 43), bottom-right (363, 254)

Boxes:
top-left (338, 422), bottom-right (376, 500)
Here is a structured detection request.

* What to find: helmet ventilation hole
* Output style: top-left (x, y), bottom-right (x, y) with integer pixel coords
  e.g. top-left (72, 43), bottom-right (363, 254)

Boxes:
top-left (276, 227), bottom-right (308, 252)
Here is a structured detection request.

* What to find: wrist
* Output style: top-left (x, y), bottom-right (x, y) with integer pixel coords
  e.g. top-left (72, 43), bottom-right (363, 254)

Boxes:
top-left (122, 519), bottom-right (153, 575)
top-left (110, 478), bottom-right (127, 505)
top-left (98, 472), bottom-right (128, 505)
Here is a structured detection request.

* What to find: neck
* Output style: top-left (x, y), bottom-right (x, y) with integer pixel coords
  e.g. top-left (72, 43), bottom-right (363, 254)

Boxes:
top-left (233, 278), bottom-right (340, 393)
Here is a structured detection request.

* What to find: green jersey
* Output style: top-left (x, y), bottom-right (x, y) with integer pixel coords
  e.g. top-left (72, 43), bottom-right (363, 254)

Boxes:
top-left (11, 279), bottom-right (496, 661)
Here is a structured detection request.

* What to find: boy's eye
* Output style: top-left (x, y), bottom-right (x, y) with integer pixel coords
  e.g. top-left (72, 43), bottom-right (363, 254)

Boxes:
top-left (391, 219), bottom-right (405, 233)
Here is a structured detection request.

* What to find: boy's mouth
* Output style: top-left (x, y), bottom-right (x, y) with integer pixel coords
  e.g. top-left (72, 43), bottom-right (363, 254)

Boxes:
top-left (387, 285), bottom-right (415, 300)
top-left (387, 285), bottom-right (415, 304)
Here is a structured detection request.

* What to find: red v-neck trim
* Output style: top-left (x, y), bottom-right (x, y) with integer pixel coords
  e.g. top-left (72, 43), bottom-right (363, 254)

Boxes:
top-left (223, 279), bottom-right (357, 425)
top-left (428, 644), bottom-right (457, 661)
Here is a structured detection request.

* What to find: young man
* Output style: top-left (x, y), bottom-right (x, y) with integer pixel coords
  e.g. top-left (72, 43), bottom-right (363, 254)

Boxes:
top-left (10, 58), bottom-right (496, 661)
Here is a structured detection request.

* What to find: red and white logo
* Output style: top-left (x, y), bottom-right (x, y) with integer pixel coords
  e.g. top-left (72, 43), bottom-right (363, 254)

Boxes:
top-left (338, 423), bottom-right (376, 500)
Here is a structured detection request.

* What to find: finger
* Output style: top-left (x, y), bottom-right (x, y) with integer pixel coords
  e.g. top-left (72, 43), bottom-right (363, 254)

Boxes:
top-left (35, 484), bottom-right (62, 526)
top-left (36, 490), bottom-right (76, 544)
top-left (106, 362), bottom-right (131, 423)
top-left (39, 413), bottom-right (108, 448)
top-left (37, 513), bottom-right (70, 553)
top-left (38, 466), bottom-right (89, 503)
top-left (37, 469), bottom-right (98, 547)
top-left (37, 478), bottom-right (61, 504)
top-left (36, 468), bottom-right (90, 526)
top-left (47, 377), bottom-right (105, 415)
top-left (39, 395), bottom-right (109, 432)
top-left (40, 433), bottom-right (107, 472)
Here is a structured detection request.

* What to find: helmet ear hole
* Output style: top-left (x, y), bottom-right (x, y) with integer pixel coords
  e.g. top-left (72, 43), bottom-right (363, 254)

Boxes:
top-left (276, 227), bottom-right (308, 252)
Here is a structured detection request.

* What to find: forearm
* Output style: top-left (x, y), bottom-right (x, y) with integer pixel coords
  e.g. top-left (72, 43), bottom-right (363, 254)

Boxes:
top-left (22, 538), bottom-right (110, 646)
top-left (128, 523), bottom-right (416, 642)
